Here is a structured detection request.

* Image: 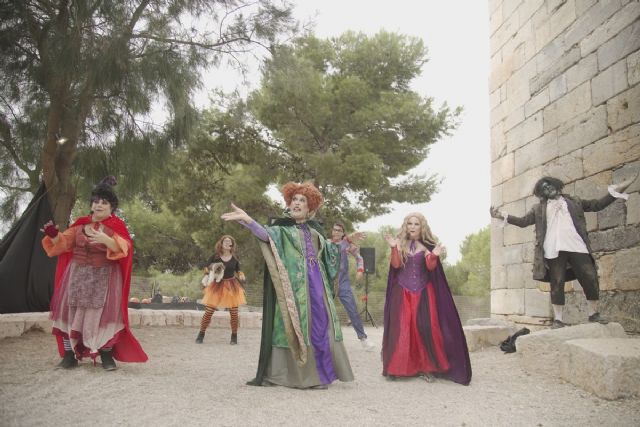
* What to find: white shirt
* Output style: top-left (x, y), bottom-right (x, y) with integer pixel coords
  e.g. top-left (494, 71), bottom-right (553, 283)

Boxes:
top-left (543, 196), bottom-right (588, 259)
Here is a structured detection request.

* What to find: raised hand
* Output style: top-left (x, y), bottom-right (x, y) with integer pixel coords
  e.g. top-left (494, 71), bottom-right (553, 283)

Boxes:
top-left (432, 243), bottom-right (446, 257)
top-left (85, 224), bottom-right (109, 245)
top-left (348, 231), bottom-right (366, 243)
top-left (384, 234), bottom-right (398, 248)
top-left (489, 206), bottom-right (503, 219)
top-left (41, 220), bottom-right (59, 238)
top-left (220, 203), bottom-right (252, 223)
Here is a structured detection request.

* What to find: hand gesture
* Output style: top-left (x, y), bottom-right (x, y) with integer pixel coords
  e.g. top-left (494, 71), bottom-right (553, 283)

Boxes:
top-left (384, 234), bottom-right (398, 248)
top-left (432, 244), bottom-right (446, 257)
top-left (355, 271), bottom-right (364, 281)
top-left (348, 231), bottom-right (366, 243)
top-left (41, 220), bottom-right (59, 238)
top-left (85, 224), bottom-right (110, 245)
top-left (489, 206), bottom-right (503, 219)
top-left (220, 203), bottom-right (252, 223)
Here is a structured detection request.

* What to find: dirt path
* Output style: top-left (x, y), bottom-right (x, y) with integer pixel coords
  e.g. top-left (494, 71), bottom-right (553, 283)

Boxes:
top-left (1, 326), bottom-right (638, 426)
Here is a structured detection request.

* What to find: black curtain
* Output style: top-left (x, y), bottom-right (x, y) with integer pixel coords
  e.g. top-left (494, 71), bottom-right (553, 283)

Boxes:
top-left (0, 183), bottom-right (56, 313)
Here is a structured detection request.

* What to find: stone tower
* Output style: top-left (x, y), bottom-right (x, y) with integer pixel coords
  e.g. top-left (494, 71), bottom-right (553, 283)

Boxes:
top-left (489, 0), bottom-right (640, 331)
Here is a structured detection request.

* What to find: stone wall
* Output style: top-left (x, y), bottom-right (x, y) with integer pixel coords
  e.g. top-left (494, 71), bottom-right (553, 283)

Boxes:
top-left (489, 0), bottom-right (640, 331)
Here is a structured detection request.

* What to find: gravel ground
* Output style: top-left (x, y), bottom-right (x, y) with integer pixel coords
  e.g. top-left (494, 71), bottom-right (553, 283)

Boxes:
top-left (1, 325), bottom-right (638, 427)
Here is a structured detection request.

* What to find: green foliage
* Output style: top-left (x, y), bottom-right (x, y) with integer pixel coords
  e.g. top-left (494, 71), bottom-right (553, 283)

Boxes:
top-left (443, 226), bottom-right (490, 296)
top-left (138, 268), bottom-right (204, 301)
top-left (245, 31), bottom-right (459, 224)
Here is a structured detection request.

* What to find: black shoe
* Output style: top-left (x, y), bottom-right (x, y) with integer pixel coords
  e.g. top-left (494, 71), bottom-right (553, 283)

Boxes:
top-left (56, 350), bottom-right (78, 369)
top-left (588, 312), bottom-right (609, 324)
top-left (551, 320), bottom-right (566, 329)
top-left (230, 333), bottom-right (237, 345)
top-left (195, 331), bottom-right (205, 344)
top-left (99, 350), bottom-right (117, 371)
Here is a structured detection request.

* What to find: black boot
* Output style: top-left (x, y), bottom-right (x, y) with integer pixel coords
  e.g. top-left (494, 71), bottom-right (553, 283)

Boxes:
top-left (56, 350), bottom-right (78, 369)
top-left (195, 331), bottom-right (205, 344)
top-left (99, 349), bottom-right (117, 371)
top-left (230, 332), bottom-right (237, 345)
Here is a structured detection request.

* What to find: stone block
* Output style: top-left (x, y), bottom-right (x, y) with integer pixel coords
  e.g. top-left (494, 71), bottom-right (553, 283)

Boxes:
top-left (491, 184), bottom-right (504, 206)
top-left (524, 87), bottom-right (550, 117)
top-left (504, 106), bottom-right (525, 132)
top-left (598, 253), bottom-right (615, 291)
top-left (628, 49), bottom-right (640, 85)
top-left (599, 290), bottom-right (640, 333)
top-left (503, 244), bottom-right (524, 265)
top-left (518, 0), bottom-right (545, 26)
top-left (491, 121), bottom-right (507, 161)
top-left (565, 53), bottom-right (598, 93)
top-left (517, 322), bottom-right (627, 377)
top-left (562, 338), bottom-right (640, 399)
top-left (592, 59), bottom-right (629, 106)
top-left (503, 167), bottom-right (543, 203)
top-left (139, 309), bottom-right (154, 327)
top-left (597, 19), bottom-right (640, 71)
top-left (127, 309), bottom-right (142, 326)
top-left (0, 317), bottom-right (25, 339)
top-left (524, 288), bottom-right (553, 317)
top-left (20, 312), bottom-right (52, 333)
top-left (589, 224), bottom-right (640, 252)
top-left (514, 130), bottom-right (558, 175)
top-left (506, 111), bottom-right (544, 153)
top-left (607, 84), bottom-right (640, 132)
top-left (580, 1), bottom-right (640, 57)
top-left (534, 0), bottom-right (576, 52)
top-left (611, 246), bottom-right (640, 291)
top-left (464, 325), bottom-right (516, 352)
top-left (491, 288), bottom-right (525, 315)
top-left (165, 311), bottom-right (184, 326)
top-left (491, 101), bottom-right (509, 127)
top-left (597, 199), bottom-right (626, 229)
top-left (583, 124), bottom-right (640, 176)
top-left (491, 152), bottom-right (514, 186)
top-left (574, 170), bottom-right (612, 199)
top-left (549, 74), bottom-right (568, 102)
top-left (565, 0), bottom-right (621, 48)
top-left (557, 105), bottom-right (608, 156)
top-left (530, 45), bottom-right (580, 95)
top-left (506, 262), bottom-right (530, 288)
top-left (504, 224), bottom-right (534, 245)
top-left (543, 81), bottom-right (592, 132)
top-left (491, 8), bottom-right (520, 56)
top-left (586, 211), bottom-right (598, 230)
top-left (542, 149), bottom-right (584, 183)
top-left (491, 264), bottom-right (508, 290)
top-left (627, 192), bottom-right (640, 224)
top-left (489, 3), bottom-right (503, 36)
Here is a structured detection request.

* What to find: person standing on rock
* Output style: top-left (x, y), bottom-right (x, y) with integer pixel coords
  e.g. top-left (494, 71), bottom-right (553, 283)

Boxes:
top-left (41, 176), bottom-right (147, 371)
top-left (490, 175), bottom-right (637, 329)
top-left (195, 235), bottom-right (247, 345)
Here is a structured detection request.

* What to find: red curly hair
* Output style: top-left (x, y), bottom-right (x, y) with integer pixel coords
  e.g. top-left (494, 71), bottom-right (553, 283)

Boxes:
top-left (281, 181), bottom-right (324, 212)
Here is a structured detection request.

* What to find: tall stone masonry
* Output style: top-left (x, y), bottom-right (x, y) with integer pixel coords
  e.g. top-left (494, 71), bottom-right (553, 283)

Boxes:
top-left (488, 0), bottom-right (640, 332)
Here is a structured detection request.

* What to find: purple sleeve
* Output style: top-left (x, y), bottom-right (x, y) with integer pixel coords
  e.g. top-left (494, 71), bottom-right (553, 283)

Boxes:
top-left (240, 220), bottom-right (269, 242)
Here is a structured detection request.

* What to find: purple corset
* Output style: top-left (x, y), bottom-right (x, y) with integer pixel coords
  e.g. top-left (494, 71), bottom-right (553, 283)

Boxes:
top-left (394, 251), bottom-right (428, 292)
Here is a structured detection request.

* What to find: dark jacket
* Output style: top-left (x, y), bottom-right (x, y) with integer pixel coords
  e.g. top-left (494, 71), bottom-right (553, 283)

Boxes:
top-left (506, 193), bottom-right (616, 281)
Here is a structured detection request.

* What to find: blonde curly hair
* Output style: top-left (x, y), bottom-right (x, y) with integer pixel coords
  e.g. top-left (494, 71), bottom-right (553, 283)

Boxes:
top-left (396, 212), bottom-right (438, 263)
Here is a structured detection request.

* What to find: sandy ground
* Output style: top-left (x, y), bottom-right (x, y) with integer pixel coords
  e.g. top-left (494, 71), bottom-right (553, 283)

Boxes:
top-left (1, 325), bottom-right (639, 427)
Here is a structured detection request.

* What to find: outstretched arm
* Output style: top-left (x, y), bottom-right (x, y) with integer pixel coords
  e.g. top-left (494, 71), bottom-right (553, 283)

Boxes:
top-left (582, 173), bottom-right (639, 211)
top-left (221, 203), bottom-right (269, 242)
top-left (490, 206), bottom-right (536, 228)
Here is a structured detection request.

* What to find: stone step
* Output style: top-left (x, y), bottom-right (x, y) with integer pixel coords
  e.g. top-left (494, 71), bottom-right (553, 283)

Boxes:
top-left (516, 322), bottom-right (638, 399)
top-left (563, 338), bottom-right (640, 400)
top-left (463, 325), bottom-right (518, 351)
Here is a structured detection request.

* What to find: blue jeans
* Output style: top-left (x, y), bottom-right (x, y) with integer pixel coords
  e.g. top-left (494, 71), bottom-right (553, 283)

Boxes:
top-left (338, 279), bottom-right (367, 340)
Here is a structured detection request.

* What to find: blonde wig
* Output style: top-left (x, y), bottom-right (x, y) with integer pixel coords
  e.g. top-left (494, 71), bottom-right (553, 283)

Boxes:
top-left (396, 212), bottom-right (438, 263)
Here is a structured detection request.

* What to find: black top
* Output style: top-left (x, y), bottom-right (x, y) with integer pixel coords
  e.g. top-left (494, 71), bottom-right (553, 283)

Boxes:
top-left (205, 255), bottom-right (240, 280)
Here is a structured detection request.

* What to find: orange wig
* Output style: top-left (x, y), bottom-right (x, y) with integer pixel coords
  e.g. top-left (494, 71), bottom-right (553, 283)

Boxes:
top-left (281, 181), bottom-right (324, 212)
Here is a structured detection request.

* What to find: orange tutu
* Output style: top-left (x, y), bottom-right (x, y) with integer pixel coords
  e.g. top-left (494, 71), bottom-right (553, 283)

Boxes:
top-left (201, 277), bottom-right (246, 308)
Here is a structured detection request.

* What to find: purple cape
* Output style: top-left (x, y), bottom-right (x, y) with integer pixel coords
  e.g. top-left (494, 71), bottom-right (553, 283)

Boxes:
top-left (382, 250), bottom-right (472, 385)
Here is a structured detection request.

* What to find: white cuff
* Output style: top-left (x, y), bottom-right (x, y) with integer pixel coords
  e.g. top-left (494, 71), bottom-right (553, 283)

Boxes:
top-left (500, 211), bottom-right (508, 228)
top-left (608, 184), bottom-right (629, 201)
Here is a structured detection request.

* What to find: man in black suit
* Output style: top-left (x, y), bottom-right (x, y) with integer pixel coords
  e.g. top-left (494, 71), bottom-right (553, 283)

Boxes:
top-left (490, 175), bottom-right (636, 328)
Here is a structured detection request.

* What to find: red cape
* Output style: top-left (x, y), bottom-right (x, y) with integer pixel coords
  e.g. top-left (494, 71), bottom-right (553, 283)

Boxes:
top-left (52, 213), bottom-right (147, 362)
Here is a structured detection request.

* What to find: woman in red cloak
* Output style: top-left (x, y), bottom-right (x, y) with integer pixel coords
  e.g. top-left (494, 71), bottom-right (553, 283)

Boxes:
top-left (41, 176), bottom-right (147, 370)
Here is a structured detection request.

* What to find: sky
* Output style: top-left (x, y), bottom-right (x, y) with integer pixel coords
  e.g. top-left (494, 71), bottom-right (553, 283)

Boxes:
top-left (204, 0), bottom-right (491, 263)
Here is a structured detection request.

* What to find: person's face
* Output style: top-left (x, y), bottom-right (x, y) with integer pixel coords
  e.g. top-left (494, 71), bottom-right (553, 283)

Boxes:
top-left (541, 181), bottom-right (559, 199)
top-left (289, 193), bottom-right (309, 222)
top-left (331, 225), bottom-right (345, 241)
top-left (91, 198), bottom-right (112, 221)
top-left (406, 216), bottom-right (421, 240)
top-left (222, 238), bottom-right (233, 251)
